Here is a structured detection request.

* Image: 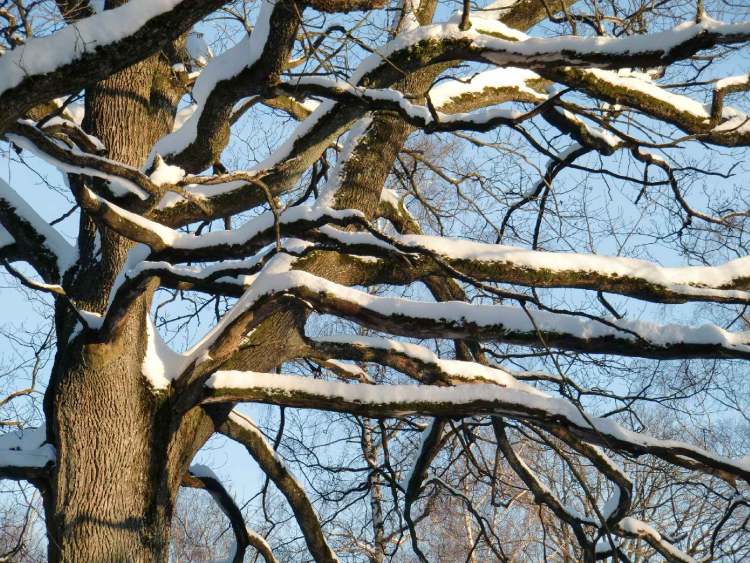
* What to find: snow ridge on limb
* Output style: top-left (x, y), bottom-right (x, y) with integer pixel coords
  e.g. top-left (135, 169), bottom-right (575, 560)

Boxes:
top-left (0, 0), bottom-right (228, 131)
top-left (203, 371), bottom-right (750, 485)
top-left (314, 226), bottom-right (750, 304)
top-left (80, 188), bottom-right (361, 259)
top-left (8, 123), bottom-right (156, 202)
top-left (309, 334), bottom-right (545, 391)
top-left (0, 177), bottom-right (77, 281)
top-left (150, 0), bottom-right (281, 170)
top-left (0, 427), bottom-right (55, 481)
top-left (205, 268), bottom-right (750, 359)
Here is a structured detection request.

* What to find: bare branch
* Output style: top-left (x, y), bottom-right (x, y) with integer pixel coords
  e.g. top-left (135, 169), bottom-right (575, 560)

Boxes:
top-left (215, 410), bottom-right (338, 563)
top-left (183, 466), bottom-right (278, 563)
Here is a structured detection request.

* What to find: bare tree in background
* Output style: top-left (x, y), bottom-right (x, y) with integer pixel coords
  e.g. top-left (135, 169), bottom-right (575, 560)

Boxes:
top-left (0, 0), bottom-right (749, 560)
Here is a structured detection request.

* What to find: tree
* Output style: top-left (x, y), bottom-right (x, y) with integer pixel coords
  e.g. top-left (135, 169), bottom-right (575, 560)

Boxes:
top-left (0, 0), bottom-right (749, 560)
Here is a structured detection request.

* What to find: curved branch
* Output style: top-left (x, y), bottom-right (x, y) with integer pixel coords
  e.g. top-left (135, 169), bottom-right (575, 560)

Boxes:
top-left (151, 0), bottom-right (301, 173)
top-left (183, 465), bottom-right (277, 563)
top-left (215, 410), bottom-right (338, 563)
top-left (0, 177), bottom-right (76, 281)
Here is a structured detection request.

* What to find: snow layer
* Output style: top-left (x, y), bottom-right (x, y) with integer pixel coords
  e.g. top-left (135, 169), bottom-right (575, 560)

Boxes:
top-left (0, 177), bottom-right (77, 274)
top-left (324, 359), bottom-right (368, 379)
top-left (314, 333), bottom-right (544, 393)
top-left (94, 192), bottom-right (361, 252)
top-left (320, 225), bottom-right (750, 297)
top-left (8, 130), bottom-right (150, 200)
top-left (585, 69), bottom-right (709, 119)
top-left (149, 158), bottom-right (186, 186)
top-left (0, 0), bottom-right (190, 98)
top-left (190, 463), bottom-right (220, 480)
top-left (0, 426), bottom-right (55, 469)
top-left (141, 316), bottom-right (190, 389)
top-left (428, 68), bottom-right (545, 108)
top-left (205, 371), bottom-right (750, 477)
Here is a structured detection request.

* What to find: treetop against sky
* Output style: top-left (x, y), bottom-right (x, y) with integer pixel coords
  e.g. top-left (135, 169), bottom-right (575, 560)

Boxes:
top-left (0, 0), bottom-right (749, 560)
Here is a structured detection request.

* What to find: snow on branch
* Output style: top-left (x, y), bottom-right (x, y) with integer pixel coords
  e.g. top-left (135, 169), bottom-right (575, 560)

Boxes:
top-left (295, 13), bottom-right (750, 121)
top-left (223, 268), bottom-right (750, 359)
top-left (616, 517), bottom-right (698, 562)
top-left (0, 177), bottom-right (76, 281)
top-left (8, 122), bottom-right (157, 201)
top-left (284, 14), bottom-right (750, 150)
top-left (0, 0), bottom-right (227, 131)
top-left (81, 188), bottom-right (361, 260)
top-left (275, 76), bottom-right (546, 134)
top-left (426, 67), bottom-right (547, 111)
top-left (314, 226), bottom-right (750, 304)
top-left (0, 427), bottom-right (54, 482)
top-left (150, 0), bottom-right (299, 173)
top-left (545, 66), bottom-right (750, 146)
top-left (309, 334), bottom-right (545, 390)
top-left (330, 13), bottom-right (750, 88)
top-left (203, 371), bottom-right (750, 485)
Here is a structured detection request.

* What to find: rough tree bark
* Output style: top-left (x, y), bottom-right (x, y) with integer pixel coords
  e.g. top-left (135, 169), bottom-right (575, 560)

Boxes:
top-left (1, 0), bottom-right (748, 560)
top-left (44, 50), bottom-right (188, 561)
top-left (33, 1), bottom-right (574, 558)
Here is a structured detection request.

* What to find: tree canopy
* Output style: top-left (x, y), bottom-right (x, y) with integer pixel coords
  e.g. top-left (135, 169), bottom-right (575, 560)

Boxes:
top-left (0, 0), bottom-right (749, 560)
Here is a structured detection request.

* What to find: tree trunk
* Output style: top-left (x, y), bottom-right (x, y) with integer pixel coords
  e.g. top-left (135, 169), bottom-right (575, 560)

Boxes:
top-left (45, 302), bottom-right (176, 562)
top-left (43, 51), bottom-right (190, 561)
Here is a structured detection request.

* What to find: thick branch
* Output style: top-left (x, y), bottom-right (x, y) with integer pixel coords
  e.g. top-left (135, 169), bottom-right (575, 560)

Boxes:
top-left (0, 0), bottom-right (228, 132)
top-left (203, 372), bottom-right (750, 485)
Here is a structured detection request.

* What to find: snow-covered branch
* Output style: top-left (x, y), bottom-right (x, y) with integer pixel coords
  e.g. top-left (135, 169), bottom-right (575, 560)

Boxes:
top-left (545, 66), bottom-right (750, 147)
top-left (106, 251), bottom-right (750, 390)
top-left (309, 334), bottom-right (540, 387)
top-left (217, 268), bottom-right (750, 359)
top-left (0, 427), bottom-right (54, 482)
top-left (0, 0), bottom-right (228, 132)
top-left (313, 226), bottom-right (750, 304)
top-left (0, 177), bottom-right (76, 282)
top-left (151, 0), bottom-right (301, 173)
top-left (8, 121), bottom-right (158, 202)
top-left (80, 190), bottom-right (360, 262)
top-left (204, 371), bottom-right (750, 485)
